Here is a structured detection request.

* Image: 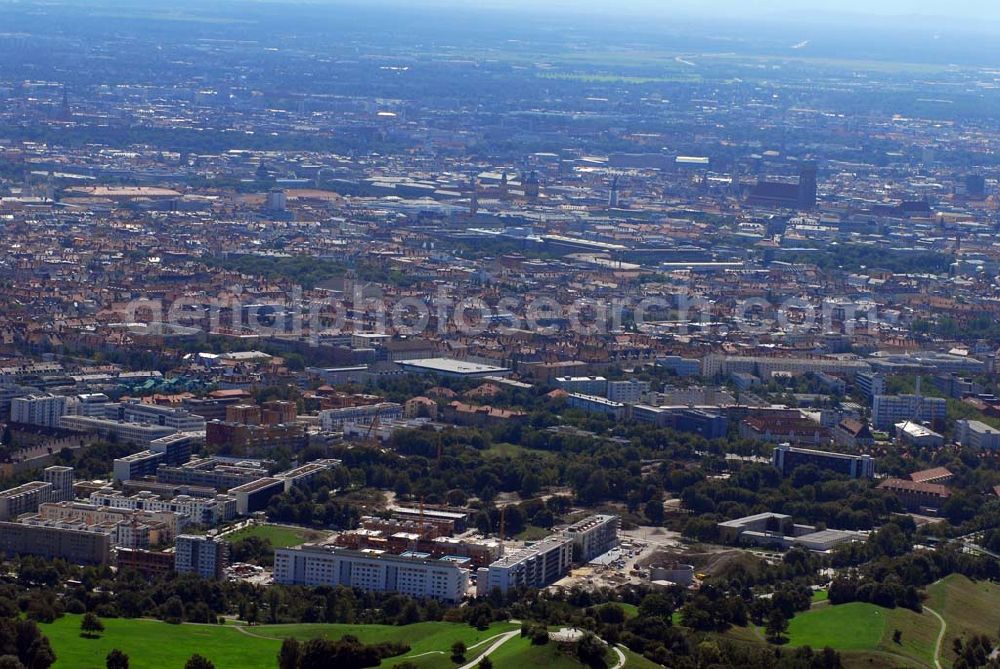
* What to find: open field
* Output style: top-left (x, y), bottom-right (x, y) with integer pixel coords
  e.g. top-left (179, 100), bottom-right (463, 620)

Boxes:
top-left (785, 601), bottom-right (937, 667)
top-left (43, 616), bottom-right (280, 669)
top-left (42, 615), bottom-right (518, 669)
top-left (926, 574), bottom-right (1000, 667)
top-left (485, 635), bottom-right (592, 669)
top-left (723, 600), bottom-right (938, 668)
top-left (224, 523), bottom-right (327, 548)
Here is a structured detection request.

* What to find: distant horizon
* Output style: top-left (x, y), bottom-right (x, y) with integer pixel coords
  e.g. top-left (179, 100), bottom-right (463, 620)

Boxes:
top-left (12, 0), bottom-right (1000, 24)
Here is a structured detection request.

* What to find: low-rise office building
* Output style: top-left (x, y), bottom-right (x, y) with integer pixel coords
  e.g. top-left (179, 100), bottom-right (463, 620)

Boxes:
top-left (772, 444), bottom-right (875, 479)
top-left (566, 393), bottom-right (627, 420)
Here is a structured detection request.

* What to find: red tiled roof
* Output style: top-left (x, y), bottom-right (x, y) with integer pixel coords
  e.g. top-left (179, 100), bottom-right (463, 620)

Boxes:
top-left (878, 478), bottom-right (950, 498)
top-left (909, 466), bottom-right (953, 484)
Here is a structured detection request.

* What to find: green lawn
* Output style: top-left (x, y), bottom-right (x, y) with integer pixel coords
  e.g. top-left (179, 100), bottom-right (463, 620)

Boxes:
top-left (926, 574), bottom-right (1000, 667)
top-left (620, 646), bottom-right (664, 668)
top-left (224, 524), bottom-right (326, 548)
top-left (486, 636), bottom-right (587, 669)
top-left (244, 620), bottom-right (518, 656)
top-left (483, 442), bottom-right (555, 461)
top-left (810, 589), bottom-right (828, 604)
top-left (44, 616), bottom-right (280, 669)
top-left (619, 603), bottom-right (639, 619)
top-left (782, 601), bottom-right (938, 668)
top-left (515, 525), bottom-right (554, 541)
top-left (786, 602), bottom-right (886, 651)
top-left (41, 615), bottom-right (517, 669)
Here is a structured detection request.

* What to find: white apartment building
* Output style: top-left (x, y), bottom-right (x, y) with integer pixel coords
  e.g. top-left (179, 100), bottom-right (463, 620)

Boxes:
top-left (110, 401), bottom-right (206, 432)
top-left (274, 545), bottom-right (469, 603)
top-left (702, 354), bottom-right (871, 380)
top-left (606, 379), bottom-right (651, 405)
top-left (872, 394), bottom-right (947, 430)
top-left (956, 420), bottom-right (1000, 450)
top-left (564, 514), bottom-right (620, 562)
top-left (89, 490), bottom-right (236, 526)
top-left (175, 534), bottom-right (228, 580)
top-left (477, 535), bottom-right (573, 595)
top-left (11, 394), bottom-right (69, 428)
top-left (319, 402), bottom-right (402, 431)
top-left (59, 415), bottom-right (177, 447)
top-left (553, 376), bottom-right (608, 396)
top-left (566, 393), bottom-right (627, 420)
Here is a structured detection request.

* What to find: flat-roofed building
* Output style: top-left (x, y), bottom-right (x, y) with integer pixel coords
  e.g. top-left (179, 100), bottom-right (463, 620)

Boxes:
top-left (956, 420), bottom-right (1000, 450)
top-left (0, 520), bottom-right (111, 565)
top-left (554, 376), bottom-right (608, 396)
top-left (656, 356), bottom-right (701, 377)
top-left (175, 534), bottom-right (228, 580)
top-left (229, 478), bottom-right (285, 515)
top-left (43, 466), bottom-right (73, 502)
top-left (117, 547), bottom-right (175, 577)
top-left (396, 358), bottom-right (511, 379)
top-left (772, 444), bottom-right (875, 479)
top-left (0, 480), bottom-right (53, 521)
top-left (607, 380), bottom-right (651, 405)
top-left (90, 489), bottom-right (236, 526)
top-left (390, 506), bottom-right (470, 534)
top-left (564, 514), bottom-right (619, 562)
top-left (11, 394), bottom-right (69, 428)
top-left (717, 512), bottom-right (864, 552)
top-left (114, 450), bottom-right (165, 482)
top-left (894, 422), bottom-right (945, 448)
top-left (477, 535), bottom-right (573, 595)
top-left (109, 401), bottom-right (206, 432)
top-left (319, 402), bottom-right (402, 431)
top-left (872, 395), bottom-right (947, 430)
top-left (156, 457), bottom-right (270, 490)
top-left (27, 501), bottom-right (181, 547)
top-left (275, 544), bottom-right (469, 602)
top-left (59, 415), bottom-right (177, 447)
top-left (566, 393), bottom-right (627, 420)
top-left (703, 354), bottom-right (871, 380)
top-left (276, 459), bottom-right (342, 492)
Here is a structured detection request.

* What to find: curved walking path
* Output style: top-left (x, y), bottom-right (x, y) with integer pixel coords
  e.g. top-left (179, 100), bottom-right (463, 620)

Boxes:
top-left (925, 606), bottom-right (946, 669)
top-left (456, 630), bottom-right (520, 669)
top-left (610, 644), bottom-right (627, 669)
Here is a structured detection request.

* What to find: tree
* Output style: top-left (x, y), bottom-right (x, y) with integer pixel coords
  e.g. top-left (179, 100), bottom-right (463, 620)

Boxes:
top-left (0, 658), bottom-right (23, 669)
top-left (765, 610), bottom-right (789, 644)
top-left (81, 613), bottom-right (105, 638)
top-left (106, 649), bottom-right (129, 669)
top-left (277, 638), bottom-right (301, 669)
top-left (25, 638), bottom-right (55, 669)
top-left (643, 498), bottom-right (665, 525)
top-left (477, 657), bottom-right (493, 669)
top-left (450, 641), bottom-right (466, 663)
top-left (184, 655), bottom-right (214, 669)
top-left (575, 633), bottom-right (608, 669)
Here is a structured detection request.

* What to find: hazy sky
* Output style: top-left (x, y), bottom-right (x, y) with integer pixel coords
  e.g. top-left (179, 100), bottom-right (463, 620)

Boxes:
top-left (436, 0), bottom-right (1000, 25)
